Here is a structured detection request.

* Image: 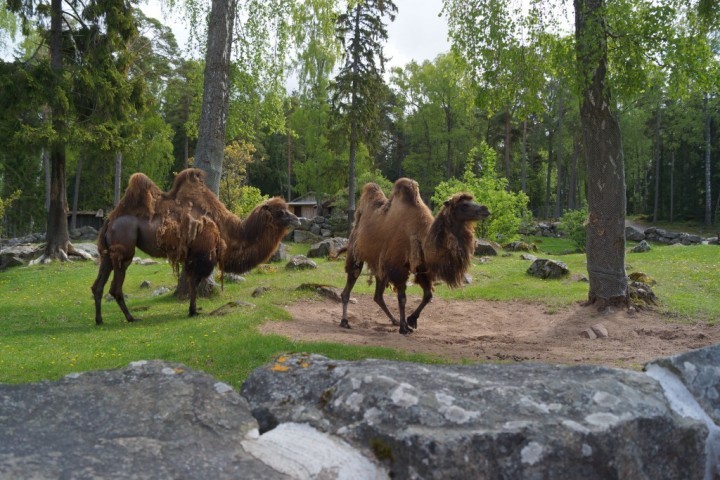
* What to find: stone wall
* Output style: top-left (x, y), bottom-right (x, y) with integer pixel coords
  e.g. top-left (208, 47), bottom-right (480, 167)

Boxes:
top-left (1, 345), bottom-right (717, 479)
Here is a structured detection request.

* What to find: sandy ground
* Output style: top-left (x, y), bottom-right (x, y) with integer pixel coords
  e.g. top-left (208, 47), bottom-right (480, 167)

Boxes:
top-left (260, 294), bottom-right (720, 370)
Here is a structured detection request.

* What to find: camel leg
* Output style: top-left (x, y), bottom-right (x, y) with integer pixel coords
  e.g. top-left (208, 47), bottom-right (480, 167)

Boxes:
top-left (396, 284), bottom-right (411, 335)
top-left (108, 246), bottom-right (136, 323)
top-left (340, 257), bottom-right (363, 329)
top-left (91, 255), bottom-right (113, 325)
top-left (407, 273), bottom-right (433, 330)
top-left (187, 272), bottom-right (199, 317)
top-left (372, 277), bottom-right (399, 326)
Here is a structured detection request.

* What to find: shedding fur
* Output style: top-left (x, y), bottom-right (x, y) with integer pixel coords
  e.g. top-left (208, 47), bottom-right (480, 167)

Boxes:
top-left (91, 168), bottom-right (299, 324)
top-left (340, 178), bottom-right (490, 334)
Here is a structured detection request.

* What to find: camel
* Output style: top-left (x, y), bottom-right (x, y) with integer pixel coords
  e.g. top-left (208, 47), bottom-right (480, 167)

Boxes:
top-left (340, 178), bottom-right (490, 334)
top-left (91, 168), bottom-right (300, 324)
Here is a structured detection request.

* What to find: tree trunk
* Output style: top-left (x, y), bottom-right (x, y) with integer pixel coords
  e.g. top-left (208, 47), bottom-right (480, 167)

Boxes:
top-left (704, 93), bottom-right (712, 226)
top-left (43, 0), bottom-right (70, 261)
top-left (178, 0), bottom-right (236, 299)
top-left (444, 104), bottom-right (453, 179)
top-left (287, 126), bottom-right (293, 201)
top-left (346, 4), bottom-right (362, 236)
top-left (569, 135), bottom-right (579, 210)
top-left (521, 119), bottom-right (527, 193)
top-left (669, 150), bottom-right (675, 223)
top-left (652, 108), bottom-right (661, 222)
top-left (575, 0), bottom-right (628, 309)
top-left (43, 148), bottom-right (50, 212)
top-left (71, 154), bottom-right (82, 231)
top-left (503, 110), bottom-right (512, 180)
top-left (114, 152), bottom-right (122, 206)
top-left (544, 130), bottom-right (554, 219)
top-left (194, 0), bottom-right (235, 195)
top-left (555, 94), bottom-right (564, 218)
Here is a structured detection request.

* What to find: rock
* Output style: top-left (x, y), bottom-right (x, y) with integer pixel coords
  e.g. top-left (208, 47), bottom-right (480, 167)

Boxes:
top-left (591, 323), bottom-right (609, 338)
top-left (520, 253), bottom-right (538, 262)
top-left (628, 271), bottom-right (656, 285)
top-left (0, 244), bottom-right (39, 261)
top-left (474, 239), bottom-right (500, 256)
top-left (629, 281), bottom-right (658, 307)
top-left (296, 283), bottom-right (344, 303)
top-left (210, 301), bottom-right (256, 316)
top-left (252, 286), bottom-right (270, 298)
top-left (268, 243), bottom-right (288, 263)
top-left (527, 259), bottom-right (569, 279)
top-left (285, 255), bottom-right (317, 271)
top-left (0, 361), bottom-right (294, 479)
top-left (72, 242), bottom-right (99, 259)
top-left (151, 287), bottom-right (170, 297)
top-left (307, 237), bottom-right (348, 258)
top-left (630, 240), bottom-right (651, 253)
top-left (133, 257), bottom-right (159, 265)
top-left (242, 354), bottom-right (707, 480)
top-left (0, 252), bottom-right (25, 270)
top-left (625, 225), bottom-right (645, 242)
top-left (223, 273), bottom-right (246, 283)
top-left (580, 328), bottom-right (597, 339)
top-left (503, 241), bottom-right (538, 252)
top-left (292, 230), bottom-right (323, 244)
top-left (139, 280), bottom-right (152, 289)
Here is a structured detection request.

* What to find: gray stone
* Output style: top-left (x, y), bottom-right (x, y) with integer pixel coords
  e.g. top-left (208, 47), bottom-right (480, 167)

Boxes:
top-left (645, 344), bottom-right (720, 479)
top-left (307, 237), bottom-right (348, 258)
top-left (527, 258), bottom-right (569, 279)
top-left (242, 354), bottom-right (707, 480)
top-left (520, 253), bottom-right (538, 262)
top-left (293, 229), bottom-right (323, 244)
top-left (0, 244), bottom-right (39, 261)
top-left (269, 243), bottom-right (288, 263)
top-left (0, 361), bottom-right (287, 479)
top-left (223, 273), bottom-right (246, 283)
top-left (151, 286), bottom-right (170, 297)
top-left (285, 255), bottom-right (317, 270)
top-left (474, 239), bottom-right (500, 256)
top-left (139, 280), bottom-right (152, 289)
top-left (630, 240), bottom-right (651, 253)
top-left (72, 242), bottom-right (99, 258)
top-left (0, 252), bottom-right (24, 270)
top-left (625, 225), bottom-right (645, 242)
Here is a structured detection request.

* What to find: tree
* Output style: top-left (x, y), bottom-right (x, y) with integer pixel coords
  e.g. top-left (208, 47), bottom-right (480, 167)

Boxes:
top-left (575, 0), bottom-right (628, 308)
top-left (331, 0), bottom-right (397, 233)
top-left (5, 0), bottom-right (140, 261)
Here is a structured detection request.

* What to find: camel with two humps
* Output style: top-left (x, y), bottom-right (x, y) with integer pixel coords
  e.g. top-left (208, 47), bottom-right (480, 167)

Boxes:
top-left (340, 178), bottom-right (490, 334)
top-left (91, 168), bottom-right (300, 324)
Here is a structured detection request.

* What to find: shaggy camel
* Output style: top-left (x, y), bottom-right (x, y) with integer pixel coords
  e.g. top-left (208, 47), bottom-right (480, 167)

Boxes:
top-left (340, 178), bottom-right (490, 334)
top-left (91, 168), bottom-right (300, 324)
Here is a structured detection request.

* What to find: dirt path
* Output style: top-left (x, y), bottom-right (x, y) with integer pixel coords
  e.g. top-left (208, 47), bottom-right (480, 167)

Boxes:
top-left (260, 295), bottom-right (720, 370)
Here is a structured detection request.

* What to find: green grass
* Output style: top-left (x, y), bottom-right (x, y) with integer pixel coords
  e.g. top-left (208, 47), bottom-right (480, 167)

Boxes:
top-left (0, 239), bottom-right (717, 387)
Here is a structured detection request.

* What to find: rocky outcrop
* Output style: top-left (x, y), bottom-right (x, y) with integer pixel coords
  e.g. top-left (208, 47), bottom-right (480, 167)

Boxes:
top-left (293, 215), bottom-right (348, 243)
top-left (527, 258), bottom-right (569, 279)
top-left (243, 353), bottom-right (712, 479)
top-left (1, 349), bottom-right (718, 479)
top-left (307, 237), bottom-right (348, 258)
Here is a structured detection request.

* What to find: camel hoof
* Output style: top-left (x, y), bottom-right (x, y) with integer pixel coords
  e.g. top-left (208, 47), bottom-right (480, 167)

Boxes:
top-left (95, 319), bottom-right (104, 326)
top-left (340, 320), bottom-right (351, 329)
top-left (407, 317), bottom-right (418, 329)
top-left (399, 326), bottom-right (413, 335)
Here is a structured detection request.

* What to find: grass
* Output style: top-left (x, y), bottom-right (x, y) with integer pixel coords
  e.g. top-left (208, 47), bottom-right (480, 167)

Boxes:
top-left (0, 238), bottom-right (717, 387)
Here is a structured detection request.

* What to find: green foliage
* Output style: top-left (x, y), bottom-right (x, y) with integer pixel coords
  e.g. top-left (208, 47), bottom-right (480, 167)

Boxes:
top-left (229, 185), bottom-right (269, 218)
top-left (432, 141), bottom-right (530, 243)
top-left (0, 189), bottom-right (21, 220)
top-left (559, 208), bottom-right (588, 252)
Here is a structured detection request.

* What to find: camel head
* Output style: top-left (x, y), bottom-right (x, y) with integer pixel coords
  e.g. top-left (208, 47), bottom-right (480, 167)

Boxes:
top-left (259, 197), bottom-right (301, 230)
top-left (442, 193), bottom-right (490, 223)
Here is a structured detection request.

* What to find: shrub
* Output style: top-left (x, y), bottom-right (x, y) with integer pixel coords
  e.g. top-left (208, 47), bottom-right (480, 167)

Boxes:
top-left (559, 208), bottom-right (588, 252)
top-left (432, 142), bottom-right (531, 242)
top-left (228, 185), bottom-right (269, 218)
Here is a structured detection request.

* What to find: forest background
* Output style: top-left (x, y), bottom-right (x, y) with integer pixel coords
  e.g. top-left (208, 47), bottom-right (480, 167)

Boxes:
top-left (0, 0), bottom-right (718, 243)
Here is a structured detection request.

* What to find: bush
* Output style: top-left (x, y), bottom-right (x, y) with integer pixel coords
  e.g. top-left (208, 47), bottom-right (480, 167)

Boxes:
top-left (559, 208), bottom-right (588, 252)
top-left (431, 142), bottom-right (531, 243)
top-left (227, 186), bottom-right (269, 218)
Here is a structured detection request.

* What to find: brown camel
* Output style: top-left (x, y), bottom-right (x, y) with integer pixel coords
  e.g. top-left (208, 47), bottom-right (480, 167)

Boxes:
top-left (91, 168), bottom-right (300, 324)
top-left (340, 178), bottom-right (490, 334)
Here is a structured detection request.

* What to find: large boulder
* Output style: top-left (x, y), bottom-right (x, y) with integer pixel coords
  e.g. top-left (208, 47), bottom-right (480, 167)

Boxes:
top-left (527, 258), bottom-right (569, 279)
top-left (242, 354), bottom-right (707, 480)
top-left (625, 225), bottom-right (645, 242)
top-left (0, 361), bottom-right (283, 479)
top-left (307, 237), bottom-right (348, 258)
top-left (474, 238), bottom-right (501, 256)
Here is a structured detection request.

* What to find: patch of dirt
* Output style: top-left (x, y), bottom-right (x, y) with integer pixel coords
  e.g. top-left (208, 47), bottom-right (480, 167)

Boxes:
top-left (260, 295), bottom-right (720, 369)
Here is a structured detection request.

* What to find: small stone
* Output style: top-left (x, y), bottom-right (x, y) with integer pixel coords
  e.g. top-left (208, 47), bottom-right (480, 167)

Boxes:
top-left (590, 323), bottom-right (609, 338)
top-left (140, 280), bottom-right (152, 289)
top-left (580, 328), bottom-right (597, 339)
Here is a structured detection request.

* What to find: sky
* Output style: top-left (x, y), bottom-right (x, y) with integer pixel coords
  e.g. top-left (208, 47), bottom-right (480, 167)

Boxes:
top-left (143, 0), bottom-right (451, 71)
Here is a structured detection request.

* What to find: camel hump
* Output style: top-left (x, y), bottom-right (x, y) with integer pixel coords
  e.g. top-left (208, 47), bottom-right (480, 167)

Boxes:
top-left (164, 168), bottom-right (207, 199)
top-left (390, 178), bottom-right (422, 206)
top-left (113, 173), bottom-right (162, 220)
top-left (356, 183), bottom-right (388, 219)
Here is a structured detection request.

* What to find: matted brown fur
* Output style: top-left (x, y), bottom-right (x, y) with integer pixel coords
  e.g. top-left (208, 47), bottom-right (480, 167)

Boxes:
top-left (349, 178), bottom-right (434, 286)
top-left (92, 168), bottom-right (299, 324)
top-left (425, 192), bottom-right (479, 287)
